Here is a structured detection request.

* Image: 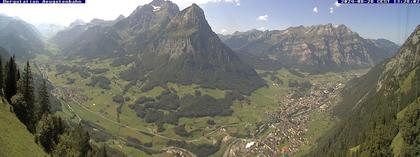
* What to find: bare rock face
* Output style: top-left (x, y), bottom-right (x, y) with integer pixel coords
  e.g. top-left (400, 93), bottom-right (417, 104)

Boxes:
top-left (51, 0), bottom-right (264, 94)
top-left (220, 24), bottom-right (400, 72)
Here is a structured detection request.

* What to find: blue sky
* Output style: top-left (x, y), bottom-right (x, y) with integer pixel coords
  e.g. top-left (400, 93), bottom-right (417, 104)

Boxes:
top-left (201, 0), bottom-right (420, 44)
top-left (0, 0), bottom-right (419, 44)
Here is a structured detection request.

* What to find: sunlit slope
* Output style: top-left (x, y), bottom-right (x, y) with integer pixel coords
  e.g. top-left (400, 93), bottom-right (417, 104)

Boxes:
top-left (306, 25), bottom-right (420, 157)
top-left (0, 98), bottom-right (46, 157)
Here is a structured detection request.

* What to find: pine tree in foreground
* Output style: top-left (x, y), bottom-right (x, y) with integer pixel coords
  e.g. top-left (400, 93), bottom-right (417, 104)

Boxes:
top-left (24, 61), bottom-right (36, 132)
top-left (36, 79), bottom-right (50, 121)
top-left (5, 56), bottom-right (18, 102)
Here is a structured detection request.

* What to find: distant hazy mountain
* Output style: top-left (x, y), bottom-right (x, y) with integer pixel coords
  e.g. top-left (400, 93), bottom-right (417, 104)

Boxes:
top-left (49, 17), bottom-right (123, 49)
top-left (220, 24), bottom-right (400, 72)
top-left (35, 23), bottom-right (65, 39)
top-left (0, 15), bottom-right (46, 59)
top-left (51, 0), bottom-right (264, 94)
top-left (306, 25), bottom-right (420, 156)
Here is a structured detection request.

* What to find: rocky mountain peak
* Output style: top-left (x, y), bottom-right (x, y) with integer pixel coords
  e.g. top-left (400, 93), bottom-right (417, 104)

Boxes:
top-left (131, 4), bottom-right (153, 16)
top-left (336, 24), bottom-right (350, 30)
top-left (116, 0), bottom-right (179, 35)
top-left (69, 19), bottom-right (86, 28)
top-left (220, 24), bottom-right (400, 72)
top-left (306, 24), bottom-right (353, 36)
top-left (168, 4), bottom-right (207, 30)
top-left (115, 15), bottom-right (125, 21)
top-left (147, 0), bottom-right (179, 13)
top-left (164, 3), bottom-right (211, 36)
top-left (149, 0), bottom-right (166, 6)
top-left (90, 18), bottom-right (108, 25)
top-left (181, 4), bottom-right (206, 24)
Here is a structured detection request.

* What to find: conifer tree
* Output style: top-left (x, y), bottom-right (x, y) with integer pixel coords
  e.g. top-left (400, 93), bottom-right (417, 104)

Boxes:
top-left (36, 115), bottom-right (67, 153)
top-left (11, 92), bottom-right (26, 125)
top-left (21, 61), bottom-right (35, 132)
top-left (53, 124), bottom-right (93, 157)
top-left (17, 68), bottom-right (20, 81)
top-left (5, 56), bottom-right (18, 102)
top-left (36, 80), bottom-right (50, 121)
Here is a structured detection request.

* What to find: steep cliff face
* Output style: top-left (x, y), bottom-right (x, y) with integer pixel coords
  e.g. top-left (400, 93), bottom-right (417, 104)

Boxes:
top-left (135, 4), bottom-right (264, 94)
top-left (220, 24), bottom-right (399, 72)
top-left (51, 0), bottom-right (264, 94)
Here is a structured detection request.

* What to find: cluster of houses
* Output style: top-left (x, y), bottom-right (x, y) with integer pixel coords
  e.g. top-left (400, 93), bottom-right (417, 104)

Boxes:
top-left (227, 82), bottom-right (343, 157)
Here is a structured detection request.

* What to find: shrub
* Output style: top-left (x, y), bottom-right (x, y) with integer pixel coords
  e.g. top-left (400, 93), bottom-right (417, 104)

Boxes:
top-left (112, 95), bottom-right (124, 104)
top-left (174, 124), bottom-right (190, 137)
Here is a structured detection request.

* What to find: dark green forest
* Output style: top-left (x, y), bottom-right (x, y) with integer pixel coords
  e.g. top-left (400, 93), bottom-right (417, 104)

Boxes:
top-left (0, 55), bottom-right (108, 157)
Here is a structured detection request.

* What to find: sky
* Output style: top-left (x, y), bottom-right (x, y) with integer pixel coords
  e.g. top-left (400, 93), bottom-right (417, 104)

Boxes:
top-left (0, 0), bottom-right (419, 44)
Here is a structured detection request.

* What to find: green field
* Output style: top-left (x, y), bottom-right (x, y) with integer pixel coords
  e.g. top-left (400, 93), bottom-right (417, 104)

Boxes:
top-left (0, 98), bottom-right (47, 157)
top-left (34, 54), bottom-right (370, 156)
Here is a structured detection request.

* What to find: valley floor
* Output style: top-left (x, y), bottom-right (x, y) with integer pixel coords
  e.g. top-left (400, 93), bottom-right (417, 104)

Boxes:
top-left (33, 54), bottom-right (369, 157)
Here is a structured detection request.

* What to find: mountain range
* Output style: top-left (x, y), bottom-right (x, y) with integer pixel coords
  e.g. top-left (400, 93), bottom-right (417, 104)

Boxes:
top-left (220, 24), bottom-right (400, 72)
top-left (0, 1), bottom-right (417, 156)
top-left (0, 15), bottom-right (46, 59)
top-left (51, 0), bottom-right (265, 94)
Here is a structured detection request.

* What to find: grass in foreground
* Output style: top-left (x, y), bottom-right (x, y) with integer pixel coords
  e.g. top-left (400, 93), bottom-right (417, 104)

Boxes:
top-left (0, 98), bottom-right (46, 157)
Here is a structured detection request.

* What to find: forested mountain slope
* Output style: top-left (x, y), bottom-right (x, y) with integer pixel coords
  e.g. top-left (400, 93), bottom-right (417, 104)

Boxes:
top-left (306, 25), bottom-right (420, 157)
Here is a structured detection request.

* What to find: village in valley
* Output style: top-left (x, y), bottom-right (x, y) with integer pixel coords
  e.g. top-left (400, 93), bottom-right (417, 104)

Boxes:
top-left (35, 57), bottom-right (368, 157)
top-left (226, 81), bottom-right (344, 157)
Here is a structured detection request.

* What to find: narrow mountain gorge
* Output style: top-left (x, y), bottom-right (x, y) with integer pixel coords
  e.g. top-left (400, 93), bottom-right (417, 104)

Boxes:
top-left (51, 0), bottom-right (264, 95)
top-left (220, 24), bottom-right (400, 72)
top-left (306, 25), bottom-right (420, 157)
top-left (35, 23), bottom-right (65, 39)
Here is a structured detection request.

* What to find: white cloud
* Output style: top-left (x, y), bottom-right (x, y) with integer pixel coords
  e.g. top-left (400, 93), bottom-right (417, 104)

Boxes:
top-left (334, 1), bottom-right (341, 7)
top-left (0, 0), bottom-right (241, 26)
top-left (313, 7), bottom-right (318, 13)
top-left (225, 0), bottom-right (240, 6)
top-left (220, 29), bottom-right (228, 34)
top-left (258, 27), bottom-right (267, 31)
top-left (329, 1), bottom-right (341, 14)
top-left (257, 14), bottom-right (269, 21)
